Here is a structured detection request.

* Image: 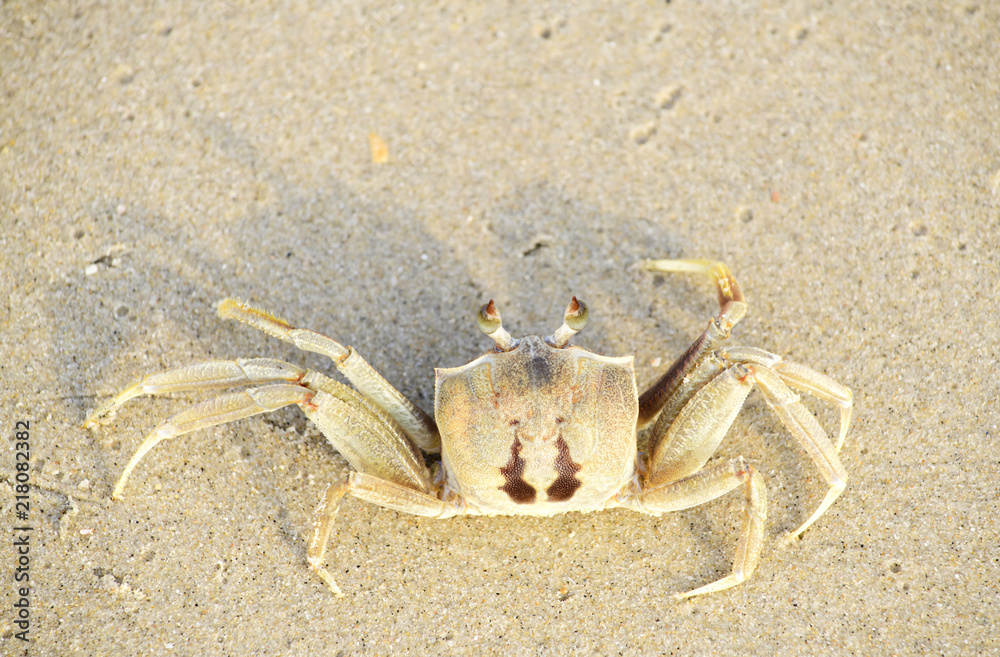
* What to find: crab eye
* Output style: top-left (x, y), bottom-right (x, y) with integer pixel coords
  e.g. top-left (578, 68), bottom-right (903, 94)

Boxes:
top-left (564, 297), bottom-right (589, 331)
top-left (477, 299), bottom-right (515, 351)
top-left (549, 296), bottom-right (589, 348)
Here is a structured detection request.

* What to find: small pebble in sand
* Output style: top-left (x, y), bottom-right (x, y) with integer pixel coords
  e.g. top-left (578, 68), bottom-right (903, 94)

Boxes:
top-left (629, 121), bottom-right (656, 145)
top-left (655, 84), bottom-right (683, 110)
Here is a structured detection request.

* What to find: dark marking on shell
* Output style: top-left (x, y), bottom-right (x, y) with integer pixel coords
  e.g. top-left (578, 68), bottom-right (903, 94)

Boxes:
top-left (527, 355), bottom-right (552, 388)
top-left (499, 437), bottom-right (536, 503)
top-left (546, 436), bottom-right (583, 502)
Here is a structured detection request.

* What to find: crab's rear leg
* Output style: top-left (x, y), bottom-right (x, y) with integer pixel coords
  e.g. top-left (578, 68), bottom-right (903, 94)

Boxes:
top-left (635, 457), bottom-right (766, 600)
top-left (751, 366), bottom-right (848, 541)
top-left (109, 383), bottom-right (313, 498)
top-left (769, 357), bottom-right (853, 453)
top-left (97, 358), bottom-right (440, 594)
top-left (660, 345), bottom-right (852, 453)
top-left (638, 260), bottom-right (850, 538)
top-left (308, 472), bottom-right (456, 596)
top-left (645, 353), bottom-right (847, 544)
top-left (218, 299), bottom-right (441, 452)
top-left (631, 363), bottom-right (768, 599)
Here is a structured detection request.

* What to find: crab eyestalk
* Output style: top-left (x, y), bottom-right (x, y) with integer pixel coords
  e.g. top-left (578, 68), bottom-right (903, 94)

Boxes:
top-left (477, 300), bottom-right (515, 351)
top-left (549, 296), bottom-right (588, 348)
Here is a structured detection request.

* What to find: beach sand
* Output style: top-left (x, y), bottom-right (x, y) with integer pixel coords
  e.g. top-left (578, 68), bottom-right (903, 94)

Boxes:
top-left (2, 2), bottom-right (997, 655)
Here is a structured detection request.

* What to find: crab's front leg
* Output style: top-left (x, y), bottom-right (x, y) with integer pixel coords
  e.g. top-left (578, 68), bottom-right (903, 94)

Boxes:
top-left (218, 299), bottom-right (442, 452)
top-left (637, 259), bottom-right (747, 429)
top-left (637, 259), bottom-right (852, 447)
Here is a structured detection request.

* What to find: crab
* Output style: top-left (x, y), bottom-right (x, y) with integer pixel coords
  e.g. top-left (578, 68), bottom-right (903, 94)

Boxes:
top-left (86, 259), bottom-right (852, 599)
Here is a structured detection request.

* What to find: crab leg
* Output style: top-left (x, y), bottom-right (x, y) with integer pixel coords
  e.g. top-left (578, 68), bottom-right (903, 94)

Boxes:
top-left (110, 367), bottom-right (433, 497)
top-left (637, 259), bottom-right (748, 428)
top-left (645, 363), bottom-right (756, 486)
top-left (720, 347), bottom-right (853, 452)
top-left (770, 360), bottom-right (853, 453)
top-left (111, 383), bottom-right (315, 498)
top-left (635, 456), bottom-right (766, 600)
top-left (84, 358), bottom-right (307, 427)
top-left (301, 373), bottom-right (431, 492)
top-left (218, 299), bottom-right (441, 453)
top-left (308, 480), bottom-right (350, 595)
top-left (751, 366), bottom-right (847, 541)
top-left (654, 345), bottom-right (853, 456)
top-left (308, 472), bottom-right (454, 595)
top-left (645, 352), bottom-right (847, 539)
top-left (645, 350), bottom-right (730, 455)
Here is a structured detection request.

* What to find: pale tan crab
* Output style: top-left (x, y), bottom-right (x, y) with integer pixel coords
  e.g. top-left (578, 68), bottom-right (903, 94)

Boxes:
top-left (86, 259), bottom-right (852, 599)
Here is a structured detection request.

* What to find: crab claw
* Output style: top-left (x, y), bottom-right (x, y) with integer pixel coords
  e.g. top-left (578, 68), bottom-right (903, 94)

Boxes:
top-left (477, 300), bottom-right (515, 351)
top-left (549, 296), bottom-right (588, 348)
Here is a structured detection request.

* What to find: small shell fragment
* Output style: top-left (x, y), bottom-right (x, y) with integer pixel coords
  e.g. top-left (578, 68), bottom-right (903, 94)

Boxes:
top-left (368, 132), bottom-right (389, 164)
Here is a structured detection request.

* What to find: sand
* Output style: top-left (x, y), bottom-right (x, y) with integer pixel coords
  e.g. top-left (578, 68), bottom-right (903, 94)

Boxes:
top-left (1, 1), bottom-right (998, 655)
